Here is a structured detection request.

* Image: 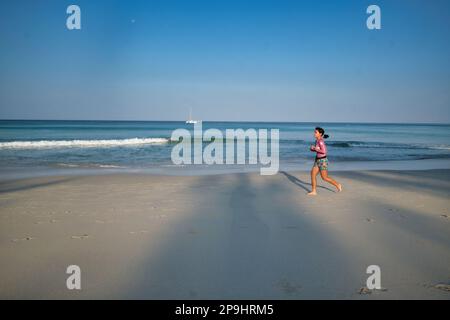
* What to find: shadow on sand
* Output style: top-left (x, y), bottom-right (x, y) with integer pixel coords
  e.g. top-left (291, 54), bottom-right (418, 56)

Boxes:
top-left (280, 171), bottom-right (335, 193)
top-left (122, 173), bottom-right (361, 299)
top-left (0, 177), bottom-right (76, 195)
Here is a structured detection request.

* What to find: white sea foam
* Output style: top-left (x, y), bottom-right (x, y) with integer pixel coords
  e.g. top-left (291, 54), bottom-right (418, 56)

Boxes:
top-left (429, 145), bottom-right (450, 151)
top-left (0, 138), bottom-right (169, 149)
top-left (56, 163), bottom-right (126, 168)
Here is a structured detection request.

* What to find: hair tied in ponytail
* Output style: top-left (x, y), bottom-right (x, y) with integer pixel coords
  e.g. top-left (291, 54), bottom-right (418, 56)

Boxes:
top-left (315, 127), bottom-right (329, 139)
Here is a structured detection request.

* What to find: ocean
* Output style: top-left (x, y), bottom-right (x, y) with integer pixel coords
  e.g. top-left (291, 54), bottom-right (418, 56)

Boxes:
top-left (1, 120), bottom-right (449, 178)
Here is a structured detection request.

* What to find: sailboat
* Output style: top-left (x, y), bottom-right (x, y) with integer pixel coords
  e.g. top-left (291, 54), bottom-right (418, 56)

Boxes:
top-left (185, 108), bottom-right (199, 124)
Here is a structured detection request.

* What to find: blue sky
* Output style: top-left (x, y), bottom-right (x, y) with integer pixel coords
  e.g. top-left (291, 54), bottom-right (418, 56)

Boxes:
top-left (0, 0), bottom-right (449, 122)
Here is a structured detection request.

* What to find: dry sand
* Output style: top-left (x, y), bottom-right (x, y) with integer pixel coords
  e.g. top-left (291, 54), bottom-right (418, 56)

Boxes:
top-left (0, 169), bottom-right (449, 299)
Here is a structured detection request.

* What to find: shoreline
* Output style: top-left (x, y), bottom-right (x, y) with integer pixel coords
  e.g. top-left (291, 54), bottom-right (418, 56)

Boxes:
top-left (2, 119), bottom-right (450, 125)
top-left (0, 169), bottom-right (449, 299)
top-left (1, 158), bottom-right (450, 181)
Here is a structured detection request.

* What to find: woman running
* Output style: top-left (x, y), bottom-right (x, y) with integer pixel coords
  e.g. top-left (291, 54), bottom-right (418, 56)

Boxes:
top-left (307, 127), bottom-right (342, 195)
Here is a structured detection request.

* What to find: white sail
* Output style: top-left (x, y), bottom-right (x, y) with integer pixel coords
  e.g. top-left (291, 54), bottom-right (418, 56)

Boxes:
top-left (186, 108), bottom-right (199, 124)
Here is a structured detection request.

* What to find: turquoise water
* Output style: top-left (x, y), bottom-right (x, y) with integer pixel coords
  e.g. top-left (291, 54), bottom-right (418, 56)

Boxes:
top-left (0, 120), bottom-right (449, 176)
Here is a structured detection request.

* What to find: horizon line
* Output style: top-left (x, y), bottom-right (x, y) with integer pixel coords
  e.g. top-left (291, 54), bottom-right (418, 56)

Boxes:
top-left (0, 118), bottom-right (449, 125)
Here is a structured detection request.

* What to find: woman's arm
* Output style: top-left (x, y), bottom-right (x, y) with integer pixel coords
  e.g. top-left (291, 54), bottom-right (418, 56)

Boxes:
top-left (312, 140), bottom-right (327, 155)
top-left (314, 140), bottom-right (327, 154)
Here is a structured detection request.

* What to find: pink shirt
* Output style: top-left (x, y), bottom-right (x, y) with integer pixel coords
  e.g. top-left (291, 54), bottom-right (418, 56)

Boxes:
top-left (311, 138), bottom-right (327, 158)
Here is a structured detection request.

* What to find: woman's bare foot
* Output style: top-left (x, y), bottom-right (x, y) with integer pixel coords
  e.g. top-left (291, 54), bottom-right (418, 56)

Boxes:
top-left (307, 190), bottom-right (317, 196)
top-left (337, 184), bottom-right (342, 192)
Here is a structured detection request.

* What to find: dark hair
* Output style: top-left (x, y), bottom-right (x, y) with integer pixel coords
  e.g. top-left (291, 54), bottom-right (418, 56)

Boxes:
top-left (315, 127), bottom-right (329, 139)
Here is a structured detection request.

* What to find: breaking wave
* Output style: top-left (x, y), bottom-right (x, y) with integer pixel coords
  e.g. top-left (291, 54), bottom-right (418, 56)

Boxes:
top-left (0, 138), bottom-right (170, 149)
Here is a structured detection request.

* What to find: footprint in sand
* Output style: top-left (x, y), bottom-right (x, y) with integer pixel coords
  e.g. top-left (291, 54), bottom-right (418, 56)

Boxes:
top-left (11, 237), bottom-right (36, 242)
top-left (95, 220), bottom-right (116, 224)
top-left (277, 279), bottom-right (302, 295)
top-left (358, 287), bottom-right (372, 295)
top-left (35, 219), bottom-right (58, 225)
top-left (434, 283), bottom-right (450, 292)
top-left (188, 290), bottom-right (198, 298)
top-left (129, 230), bottom-right (149, 235)
top-left (320, 220), bottom-right (337, 225)
top-left (388, 208), bottom-right (405, 218)
top-left (149, 214), bottom-right (167, 220)
top-left (71, 234), bottom-right (90, 239)
top-left (358, 286), bottom-right (388, 295)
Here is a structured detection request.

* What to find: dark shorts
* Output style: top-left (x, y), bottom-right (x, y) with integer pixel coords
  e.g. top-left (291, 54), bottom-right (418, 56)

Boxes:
top-left (313, 157), bottom-right (328, 171)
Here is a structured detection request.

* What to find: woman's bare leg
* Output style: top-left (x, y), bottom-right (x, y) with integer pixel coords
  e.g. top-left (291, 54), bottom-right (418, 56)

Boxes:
top-left (307, 167), bottom-right (320, 195)
top-left (320, 170), bottom-right (342, 192)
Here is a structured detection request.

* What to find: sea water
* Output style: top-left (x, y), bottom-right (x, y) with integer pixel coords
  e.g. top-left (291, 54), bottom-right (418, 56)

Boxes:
top-left (0, 120), bottom-right (449, 178)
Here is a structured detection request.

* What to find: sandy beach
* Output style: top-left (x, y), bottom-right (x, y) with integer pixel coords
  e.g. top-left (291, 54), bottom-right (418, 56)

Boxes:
top-left (0, 169), bottom-right (449, 299)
